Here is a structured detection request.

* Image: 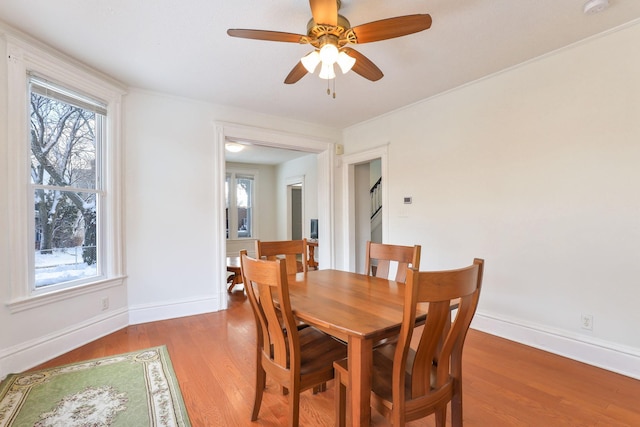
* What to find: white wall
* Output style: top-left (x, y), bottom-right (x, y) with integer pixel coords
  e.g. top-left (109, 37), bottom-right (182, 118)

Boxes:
top-left (340, 23), bottom-right (640, 378)
top-left (125, 89), bottom-right (338, 324)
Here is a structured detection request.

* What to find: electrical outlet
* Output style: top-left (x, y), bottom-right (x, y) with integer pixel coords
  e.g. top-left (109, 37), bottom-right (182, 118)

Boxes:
top-left (101, 297), bottom-right (109, 311)
top-left (581, 314), bottom-right (593, 331)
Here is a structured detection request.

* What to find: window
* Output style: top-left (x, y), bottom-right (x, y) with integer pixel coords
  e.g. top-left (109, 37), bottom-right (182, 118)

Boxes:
top-left (226, 170), bottom-right (256, 239)
top-left (30, 77), bottom-right (106, 290)
top-left (6, 37), bottom-right (125, 306)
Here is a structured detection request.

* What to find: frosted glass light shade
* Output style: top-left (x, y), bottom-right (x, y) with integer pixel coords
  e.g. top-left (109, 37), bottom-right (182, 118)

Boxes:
top-left (301, 51), bottom-right (321, 73)
top-left (336, 51), bottom-right (356, 74)
top-left (319, 63), bottom-right (336, 80)
top-left (225, 143), bottom-right (244, 153)
top-left (319, 43), bottom-right (339, 65)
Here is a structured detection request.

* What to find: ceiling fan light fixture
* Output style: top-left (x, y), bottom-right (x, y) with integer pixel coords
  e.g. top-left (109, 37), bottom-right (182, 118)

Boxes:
top-left (228, 3), bottom-right (432, 87)
top-left (319, 63), bottom-right (336, 80)
top-left (301, 50), bottom-right (321, 73)
top-left (319, 43), bottom-right (339, 65)
top-left (336, 51), bottom-right (356, 74)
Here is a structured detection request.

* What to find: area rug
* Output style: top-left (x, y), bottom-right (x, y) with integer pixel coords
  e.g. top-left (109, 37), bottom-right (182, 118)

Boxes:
top-left (0, 346), bottom-right (191, 427)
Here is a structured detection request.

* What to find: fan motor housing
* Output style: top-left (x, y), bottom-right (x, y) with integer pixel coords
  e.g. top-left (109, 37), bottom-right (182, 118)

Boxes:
top-left (306, 14), bottom-right (354, 48)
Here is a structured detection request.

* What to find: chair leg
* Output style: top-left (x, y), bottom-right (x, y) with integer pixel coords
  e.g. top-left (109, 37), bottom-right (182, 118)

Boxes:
top-left (252, 366), bottom-right (266, 421)
top-left (391, 410), bottom-right (405, 426)
top-left (435, 404), bottom-right (448, 427)
top-left (451, 381), bottom-right (463, 427)
top-left (288, 389), bottom-right (300, 427)
top-left (334, 364), bottom-right (347, 427)
top-left (312, 382), bottom-right (327, 394)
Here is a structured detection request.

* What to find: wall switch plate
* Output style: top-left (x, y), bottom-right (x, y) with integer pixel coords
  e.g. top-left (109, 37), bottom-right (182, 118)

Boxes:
top-left (581, 314), bottom-right (593, 331)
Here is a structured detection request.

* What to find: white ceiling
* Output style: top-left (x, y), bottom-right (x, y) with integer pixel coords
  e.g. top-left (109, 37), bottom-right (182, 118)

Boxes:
top-left (1, 0), bottom-right (640, 131)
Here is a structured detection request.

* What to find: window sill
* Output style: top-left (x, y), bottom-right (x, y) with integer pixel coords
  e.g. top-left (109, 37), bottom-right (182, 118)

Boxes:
top-left (6, 276), bottom-right (127, 314)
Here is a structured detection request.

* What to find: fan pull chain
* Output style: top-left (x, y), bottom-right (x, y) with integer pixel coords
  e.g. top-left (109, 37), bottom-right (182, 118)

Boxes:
top-left (326, 77), bottom-right (336, 98)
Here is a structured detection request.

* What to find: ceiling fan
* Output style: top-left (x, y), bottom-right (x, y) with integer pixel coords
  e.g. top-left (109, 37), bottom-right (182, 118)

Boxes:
top-left (227, 0), bottom-right (432, 86)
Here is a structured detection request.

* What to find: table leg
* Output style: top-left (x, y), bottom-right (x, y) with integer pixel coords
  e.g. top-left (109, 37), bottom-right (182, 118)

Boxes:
top-left (348, 336), bottom-right (373, 426)
top-left (227, 268), bottom-right (242, 292)
top-left (307, 244), bottom-right (318, 270)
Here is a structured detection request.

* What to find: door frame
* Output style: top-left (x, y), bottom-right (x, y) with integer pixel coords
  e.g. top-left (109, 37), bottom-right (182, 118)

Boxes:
top-left (286, 175), bottom-right (305, 240)
top-left (213, 122), bottom-right (336, 306)
top-left (341, 144), bottom-right (389, 272)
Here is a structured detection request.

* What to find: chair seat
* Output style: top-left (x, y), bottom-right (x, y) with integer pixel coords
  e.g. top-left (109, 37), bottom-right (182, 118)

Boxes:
top-left (334, 342), bottom-right (436, 403)
top-left (370, 343), bottom-right (439, 402)
top-left (299, 327), bottom-right (347, 376)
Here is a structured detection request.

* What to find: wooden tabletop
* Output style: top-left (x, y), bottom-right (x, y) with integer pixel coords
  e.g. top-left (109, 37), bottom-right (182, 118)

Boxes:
top-left (226, 257), bottom-right (242, 292)
top-left (288, 269), bottom-right (408, 342)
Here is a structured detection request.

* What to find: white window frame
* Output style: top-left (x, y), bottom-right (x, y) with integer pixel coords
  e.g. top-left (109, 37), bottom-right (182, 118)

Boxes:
top-left (226, 168), bottom-right (258, 240)
top-left (5, 36), bottom-right (126, 311)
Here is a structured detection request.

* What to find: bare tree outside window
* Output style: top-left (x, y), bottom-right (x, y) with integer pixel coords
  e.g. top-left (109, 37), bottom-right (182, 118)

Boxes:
top-left (30, 81), bottom-right (104, 288)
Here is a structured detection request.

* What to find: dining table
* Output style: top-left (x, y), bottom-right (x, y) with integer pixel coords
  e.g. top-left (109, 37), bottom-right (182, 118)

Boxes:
top-left (226, 256), bottom-right (242, 292)
top-left (286, 269), bottom-right (422, 426)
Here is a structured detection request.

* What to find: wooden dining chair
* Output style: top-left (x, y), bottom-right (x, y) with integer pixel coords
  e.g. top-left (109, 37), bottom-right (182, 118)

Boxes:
top-left (365, 241), bottom-right (421, 283)
top-left (255, 239), bottom-right (311, 333)
top-left (334, 259), bottom-right (484, 427)
top-left (365, 241), bottom-right (422, 349)
top-left (255, 239), bottom-right (308, 274)
top-left (240, 251), bottom-right (347, 427)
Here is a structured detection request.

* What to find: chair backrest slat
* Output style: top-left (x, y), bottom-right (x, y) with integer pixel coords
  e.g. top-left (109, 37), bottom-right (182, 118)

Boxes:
top-left (365, 241), bottom-right (421, 283)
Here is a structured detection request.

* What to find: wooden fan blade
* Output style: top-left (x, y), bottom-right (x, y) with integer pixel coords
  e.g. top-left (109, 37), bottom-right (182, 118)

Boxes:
top-left (351, 14), bottom-right (432, 44)
top-left (227, 29), bottom-right (306, 43)
top-left (309, 0), bottom-right (338, 26)
top-left (284, 61), bottom-right (308, 84)
top-left (342, 47), bottom-right (383, 81)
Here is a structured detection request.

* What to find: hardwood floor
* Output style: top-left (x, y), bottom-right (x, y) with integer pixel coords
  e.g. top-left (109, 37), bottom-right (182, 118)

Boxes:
top-left (32, 290), bottom-right (640, 426)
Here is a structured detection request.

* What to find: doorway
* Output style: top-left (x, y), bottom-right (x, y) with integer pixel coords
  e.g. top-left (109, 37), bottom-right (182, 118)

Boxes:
top-left (287, 179), bottom-right (304, 240)
top-left (342, 145), bottom-right (388, 273)
top-left (353, 160), bottom-right (382, 273)
top-left (214, 122), bottom-right (335, 308)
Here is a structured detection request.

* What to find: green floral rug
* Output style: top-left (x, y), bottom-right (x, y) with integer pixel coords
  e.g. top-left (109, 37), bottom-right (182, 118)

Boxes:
top-left (0, 346), bottom-right (191, 427)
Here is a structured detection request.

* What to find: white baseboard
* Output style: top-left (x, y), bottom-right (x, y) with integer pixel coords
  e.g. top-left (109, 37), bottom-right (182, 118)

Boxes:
top-left (128, 295), bottom-right (222, 325)
top-left (0, 308), bottom-right (128, 379)
top-left (0, 295), bottom-right (224, 380)
top-left (472, 311), bottom-right (640, 380)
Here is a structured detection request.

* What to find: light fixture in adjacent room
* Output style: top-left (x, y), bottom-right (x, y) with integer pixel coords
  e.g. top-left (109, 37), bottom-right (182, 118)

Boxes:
top-left (583, 0), bottom-right (609, 15)
top-left (225, 142), bottom-right (244, 153)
